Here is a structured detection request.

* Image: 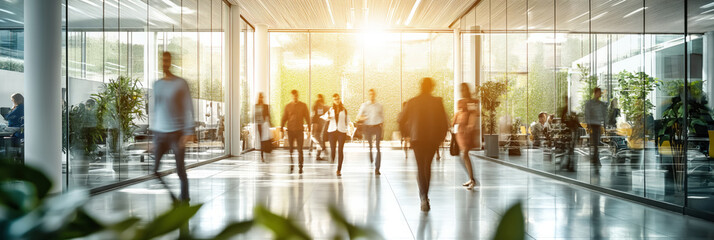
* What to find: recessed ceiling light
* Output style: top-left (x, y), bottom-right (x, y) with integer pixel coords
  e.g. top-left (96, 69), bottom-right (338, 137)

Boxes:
top-left (567, 12), bottom-right (589, 23)
top-left (701, 2), bottom-right (714, 9)
top-left (325, 0), bottom-right (335, 25)
top-left (405, 0), bottom-right (422, 26)
top-left (0, 8), bottom-right (14, 15)
top-left (623, 7), bottom-right (647, 18)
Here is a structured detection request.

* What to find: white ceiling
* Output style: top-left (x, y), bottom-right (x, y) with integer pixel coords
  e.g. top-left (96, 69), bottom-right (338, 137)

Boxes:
top-left (456, 0), bottom-right (714, 34)
top-left (0, 0), bottom-right (712, 33)
top-left (237, 0), bottom-right (477, 29)
top-left (238, 0), bottom-right (714, 33)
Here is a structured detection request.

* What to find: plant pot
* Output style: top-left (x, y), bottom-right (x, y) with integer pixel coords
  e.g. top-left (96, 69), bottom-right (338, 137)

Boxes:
top-left (485, 134), bottom-right (499, 158)
top-left (508, 148), bottom-right (521, 156)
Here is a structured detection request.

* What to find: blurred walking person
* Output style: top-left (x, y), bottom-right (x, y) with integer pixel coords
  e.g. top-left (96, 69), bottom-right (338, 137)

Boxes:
top-left (398, 77), bottom-right (448, 212)
top-left (281, 90), bottom-right (310, 174)
top-left (255, 92), bottom-right (271, 162)
top-left (322, 93), bottom-right (349, 176)
top-left (311, 94), bottom-right (329, 161)
top-left (584, 87), bottom-right (606, 174)
top-left (151, 51), bottom-right (195, 202)
top-left (280, 89), bottom-right (310, 174)
top-left (453, 83), bottom-right (479, 190)
top-left (358, 89), bottom-right (384, 175)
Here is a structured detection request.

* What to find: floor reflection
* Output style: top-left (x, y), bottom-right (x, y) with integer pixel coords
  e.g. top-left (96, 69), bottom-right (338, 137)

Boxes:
top-left (84, 147), bottom-right (714, 239)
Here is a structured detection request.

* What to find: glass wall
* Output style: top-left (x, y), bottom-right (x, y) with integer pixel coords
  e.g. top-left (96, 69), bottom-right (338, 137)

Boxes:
top-left (461, 0), bottom-right (714, 218)
top-left (269, 31), bottom-right (453, 141)
top-left (0, 0), bottom-right (24, 167)
top-left (61, 0), bottom-right (230, 189)
top-left (239, 19), bottom-right (255, 152)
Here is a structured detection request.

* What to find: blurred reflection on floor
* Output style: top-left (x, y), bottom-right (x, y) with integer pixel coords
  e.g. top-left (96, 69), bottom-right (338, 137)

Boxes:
top-left (84, 148), bottom-right (714, 239)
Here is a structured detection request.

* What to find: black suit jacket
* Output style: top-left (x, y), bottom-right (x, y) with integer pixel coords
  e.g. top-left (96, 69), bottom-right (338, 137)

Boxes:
top-left (398, 93), bottom-right (448, 146)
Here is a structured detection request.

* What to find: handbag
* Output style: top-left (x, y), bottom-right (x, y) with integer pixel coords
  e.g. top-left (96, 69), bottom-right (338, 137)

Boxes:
top-left (449, 132), bottom-right (460, 156)
top-left (261, 140), bottom-right (273, 153)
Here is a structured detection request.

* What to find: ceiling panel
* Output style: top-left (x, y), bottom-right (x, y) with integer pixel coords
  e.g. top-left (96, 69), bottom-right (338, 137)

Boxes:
top-left (0, 0), bottom-right (712, 33)
top-left (238, 0), bottom-right (478, 29)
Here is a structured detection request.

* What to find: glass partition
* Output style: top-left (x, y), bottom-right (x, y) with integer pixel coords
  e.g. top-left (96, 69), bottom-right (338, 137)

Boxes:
top-left (686, 0), bottom-right (714, 216)
top-left (59, 0), bottom-right (230, 190)
top-left (461, 0), bottom-right (714, 218)
top-left (269, 31), bottom-right (454, 142)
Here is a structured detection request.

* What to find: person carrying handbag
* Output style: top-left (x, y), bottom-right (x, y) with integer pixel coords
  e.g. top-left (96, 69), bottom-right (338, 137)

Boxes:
top-left (255, 92), bottom-right (272, 161)
top-left (453, 83), bottom-right (479, 190)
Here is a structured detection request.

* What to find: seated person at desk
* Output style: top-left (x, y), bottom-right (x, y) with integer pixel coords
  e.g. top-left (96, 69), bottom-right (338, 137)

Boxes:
top-left (530, 112), bottom-right (547, 147)
top-left (3, 93), bottom-right (24, 144)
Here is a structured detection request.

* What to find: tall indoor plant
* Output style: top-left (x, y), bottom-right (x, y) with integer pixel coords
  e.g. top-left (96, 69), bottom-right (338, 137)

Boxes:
top-left (92, 76), bottom-right (146, 161)
top-left (577, 64), bottom-right (598, 113)
top-left (477, 80), bottom-right (507, 157)
top-left (62, 99), bottom-right (103, 181)
top-left (658, 80), bottom-right (712, 194)
top-left (616, 70), bottom-right (658, 148)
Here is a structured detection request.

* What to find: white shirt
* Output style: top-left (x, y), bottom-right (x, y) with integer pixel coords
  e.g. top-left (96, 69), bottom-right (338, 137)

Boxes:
top-left (321, 107), bottom-right (350, 133)
top-left (358, 101), bottom-right (383, 125)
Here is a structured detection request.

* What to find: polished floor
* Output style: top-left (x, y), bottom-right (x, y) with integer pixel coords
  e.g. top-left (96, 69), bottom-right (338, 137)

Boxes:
top-left (85, 146), bottom-right (714, 239)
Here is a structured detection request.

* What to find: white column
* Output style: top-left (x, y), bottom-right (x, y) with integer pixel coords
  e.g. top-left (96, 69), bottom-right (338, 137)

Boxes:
top-left (254, 24), bottom-right (269, 96)
top-left (24, 0), bottom-right (62, 192)
top-left (230, 5), bottom-right (241, 156)
top-left (705, 31), bottom-right (714, 110)
top-left (453, 28), bottom-right (461, 113)
top-left (224, 4), bottom-right (233, 155)
top-left (472, 26), bottom-right (482, 149)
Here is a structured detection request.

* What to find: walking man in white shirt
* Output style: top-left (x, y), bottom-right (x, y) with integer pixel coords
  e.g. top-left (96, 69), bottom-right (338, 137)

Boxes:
top-left (358, 89), bottom-right (384, 175)
top-left (584, 87), bottom-right (607, 174)
top-left (151, 51), bottom-right (195, 202)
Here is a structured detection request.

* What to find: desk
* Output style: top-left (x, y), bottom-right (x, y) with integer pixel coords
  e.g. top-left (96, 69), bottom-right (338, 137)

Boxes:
top-left (688, 137), bottom-right (710, 142)
top-left (1, 131), bottom-right (15, 159)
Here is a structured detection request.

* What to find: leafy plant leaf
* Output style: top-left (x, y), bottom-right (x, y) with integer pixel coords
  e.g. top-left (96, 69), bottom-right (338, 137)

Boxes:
top-left (254, 205), bottom-right (311, 240)
top-left (213, 221), bottom-right (254, 240)
top-left (109, 217), bottom-right (141, 234)
top-left (328, 206), bottom-right (381, 240)
top-left (59, 209), bottom-right (105, 239)
top-left (492, 203), bottom-right (525, 240)
top-left (0, 182), bottom-right (35, 212)
top-left (0, 160), bottom-right (53, 202)
top-left (133, 203), bottom-right (203, 240)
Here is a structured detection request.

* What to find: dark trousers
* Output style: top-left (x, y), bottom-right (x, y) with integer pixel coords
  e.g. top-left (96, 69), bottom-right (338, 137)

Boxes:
top-left (329, 131), bottom-right (347, 171)
top-left (257, 123), bottom-right (265, 159)
top-left (153, 131), bottom-right (189, 201)
top-left (588, 124), bottom-right (602, 167)
top-left (412, 141), bottom-right (438, 201)
top-left (364, 124), bottom-right (382, 170)
top-left (287, 130), bottom-right (304, 167)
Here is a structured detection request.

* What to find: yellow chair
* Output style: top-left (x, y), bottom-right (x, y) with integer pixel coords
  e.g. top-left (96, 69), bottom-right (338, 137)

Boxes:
top-left (659, 140), bottom-right (674, 156)
top-left (520, 126), bottom-right (526, 135)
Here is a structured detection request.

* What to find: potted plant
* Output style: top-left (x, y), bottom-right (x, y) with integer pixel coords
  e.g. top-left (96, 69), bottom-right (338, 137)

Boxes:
top-left (658, 79), bottom-right (712, 194)
top-left (506, 118), bottom-right (523, 156)
top-left (477, 80), bottom-right (507, 158)
top-left (62, 99), bottom-right (103, 182)
top-left (92, 76), bottom-right (146, 170)
top-left (616, 70), bottom-right (658, 151)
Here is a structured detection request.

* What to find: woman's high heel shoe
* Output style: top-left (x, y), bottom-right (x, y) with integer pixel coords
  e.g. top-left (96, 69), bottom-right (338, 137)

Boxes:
top-left (462, 180), bottom-right (473, 187)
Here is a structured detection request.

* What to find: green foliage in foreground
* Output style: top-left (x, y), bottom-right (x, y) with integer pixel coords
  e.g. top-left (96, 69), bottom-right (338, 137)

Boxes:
top-left (0, 157), bottom-right (525, 239)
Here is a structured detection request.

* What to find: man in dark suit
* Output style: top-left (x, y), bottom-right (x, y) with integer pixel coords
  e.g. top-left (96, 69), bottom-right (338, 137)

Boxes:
top-left (398, 77), bottom-right (449, 212)
top-left (281, 89), bottom-right (311, 174)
